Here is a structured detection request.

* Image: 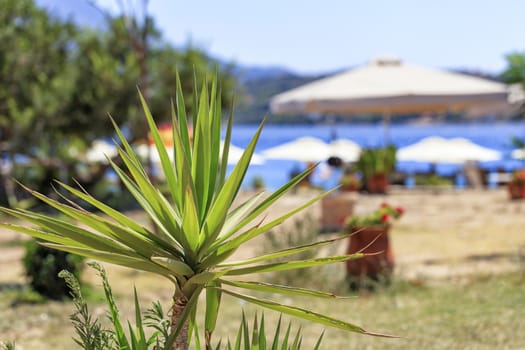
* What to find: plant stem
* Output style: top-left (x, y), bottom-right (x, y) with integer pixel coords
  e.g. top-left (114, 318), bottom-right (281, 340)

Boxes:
top-left (171, 293), bottom-right (189, 350)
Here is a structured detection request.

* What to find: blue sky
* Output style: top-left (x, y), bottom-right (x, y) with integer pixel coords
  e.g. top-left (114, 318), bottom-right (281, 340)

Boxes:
top-left (49, 0), bottom-right (525, 75)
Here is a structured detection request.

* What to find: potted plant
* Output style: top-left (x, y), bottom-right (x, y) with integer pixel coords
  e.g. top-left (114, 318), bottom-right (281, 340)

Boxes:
top-left (250, 174), bottom-right (265, 191)
top-left (356, 145), bottom-right (397, 194)
top-left (343, 202), bottom-right (404, 290)
top-left (339, 170), bottom-right (361, 192)
top-left (508, 169), bottom-right (525, 199)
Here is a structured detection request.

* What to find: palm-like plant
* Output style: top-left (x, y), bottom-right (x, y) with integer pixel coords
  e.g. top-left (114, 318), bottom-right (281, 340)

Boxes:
top-left (1, 75), bottom-right (385, 349)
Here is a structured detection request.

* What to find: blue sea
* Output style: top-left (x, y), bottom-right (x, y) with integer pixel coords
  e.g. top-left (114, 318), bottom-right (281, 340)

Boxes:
top-left (227, 122), bottom-right (525, 190)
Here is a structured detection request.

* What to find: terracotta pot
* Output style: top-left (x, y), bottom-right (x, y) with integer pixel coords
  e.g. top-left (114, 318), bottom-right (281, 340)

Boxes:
top-left (508, 182), bottom-right (525, 200)
top-left (340, 183), bottom-right (359, 192)
top-left (320, 192), bottom-right (357, 233)
top-left (366, 173), bottom-right (389, 194)
top-left (346, 225), bottom-right (394, 289)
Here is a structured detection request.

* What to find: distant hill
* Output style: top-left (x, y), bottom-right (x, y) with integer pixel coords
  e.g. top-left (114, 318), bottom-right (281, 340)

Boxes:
top-left (452, 69), bottom-right (501, 82)
top-left (233, 69), bottom-right (330, 124)
top-left (235, 65), bottom-right (295, 83)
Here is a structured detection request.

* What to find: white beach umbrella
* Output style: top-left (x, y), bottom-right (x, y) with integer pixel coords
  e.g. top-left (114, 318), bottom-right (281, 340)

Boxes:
top-left (135, 144), bottom-right (163, 162)
top-left (397, 136), bottom-right (501, 164)
top-left (261, 137), bottom-right (331, 162)
top-left (328, 139), bottom-right (361, 162)
top-left (136, 142), bottom-right (264, 165)
top-left (271, 57), bottom-right (511, 116)
top-left (270, 57), bottom-right (513, 143)
top-left (223, 141), bottom-right (265, 165)
top-left (511, 148), bottom-right (525, 160)
top-left (85, 140), bottom-right (118, 163)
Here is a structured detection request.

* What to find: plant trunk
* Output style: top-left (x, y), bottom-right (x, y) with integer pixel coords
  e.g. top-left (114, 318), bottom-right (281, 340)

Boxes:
top-left (170, 293), bottom-right (189, 350)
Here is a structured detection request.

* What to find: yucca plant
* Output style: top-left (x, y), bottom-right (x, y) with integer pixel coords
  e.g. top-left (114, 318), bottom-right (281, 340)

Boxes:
top-left (1, 74), bottom-right (387, 349)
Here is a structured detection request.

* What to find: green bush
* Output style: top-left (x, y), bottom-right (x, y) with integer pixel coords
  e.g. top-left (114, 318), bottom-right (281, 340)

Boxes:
top-left (250, 175), bottom-right (266, 190)
top-left (23, 239), bottom-right (84, 300)
top-left (356, 146), bottom-right (397, 180)
top-left (260, 217), bottom-right (346, 293)
top-left (414, 174), bottom-right (453, 186)
top-left (0, 341), bottom-right (15, 350)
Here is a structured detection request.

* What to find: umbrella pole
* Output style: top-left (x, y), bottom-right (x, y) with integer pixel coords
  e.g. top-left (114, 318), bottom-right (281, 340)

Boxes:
top-left (383, 111), bottom-right (392, 145)
top-left (327, 114), bottom-right (338, 141)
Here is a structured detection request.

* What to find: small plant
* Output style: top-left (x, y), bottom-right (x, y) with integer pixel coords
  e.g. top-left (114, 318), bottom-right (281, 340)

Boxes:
top-left (22, 239), bottom-right (84, 300)
top-left (0, 341), bottom-right (15, 350)
top-left (8, 287), bottom-right (47, 306)
top-left (510, 169), bottom-right (525, 185)
top-left (59, 265), bottom-right (115, 350)
top-left (225, 312), bottom-right (324, 350)
top-left (344, 203), bottom-right (403, 291)
top-left (355, 146), bottom-right (397, 181)
top-left (345, 202), bottom-right (404, 230)
top-left (508, 169), bottom-right (525, 199)
top-left (59, 262), bottom-right (172, 350)
top-left (339, 171), bottom-right (361, 191)
top-left (261, 217), bottom-right (342, 290)
top-left (414, 174), bottom-right (453, 187)
top-left (250, 175), bottom-right (265, 190)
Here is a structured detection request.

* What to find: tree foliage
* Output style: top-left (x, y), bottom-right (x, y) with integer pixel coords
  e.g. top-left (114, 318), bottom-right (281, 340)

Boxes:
top-left (0, 0), bottom-right (237, 205)
top-left (501, 52), bottom-right (525, 85)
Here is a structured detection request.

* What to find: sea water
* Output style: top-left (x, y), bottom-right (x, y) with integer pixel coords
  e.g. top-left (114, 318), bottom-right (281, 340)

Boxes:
top-left (227, 122), bottom-right (525, 190)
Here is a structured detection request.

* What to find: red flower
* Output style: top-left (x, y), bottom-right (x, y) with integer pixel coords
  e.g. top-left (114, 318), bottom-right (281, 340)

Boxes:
top-left (380, 214), bottom-right (390, 222)
top-left (395, 207), bottom-right (404, 215)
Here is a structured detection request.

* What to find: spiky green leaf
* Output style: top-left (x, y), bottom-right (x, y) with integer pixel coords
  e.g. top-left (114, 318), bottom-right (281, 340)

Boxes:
top-left (224, 255), bottom-right (363, 276)
top-left (221, 290), bottom-right (384, 336)
top-left (218, 280), bottom-right (346, 299)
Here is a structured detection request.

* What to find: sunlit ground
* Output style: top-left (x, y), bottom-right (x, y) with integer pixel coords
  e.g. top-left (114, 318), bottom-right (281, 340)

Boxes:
top-left (1, 187), bottom-right (525, 349)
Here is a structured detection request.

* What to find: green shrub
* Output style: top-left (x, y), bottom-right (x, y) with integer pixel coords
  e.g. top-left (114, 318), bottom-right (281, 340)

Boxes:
top-left (0, 341), bottom-right (15, 350)
top-left (261, 217), bottom-right (320, 286)
top-left (8, 287), bottom-right (47, 306)
top-left (414, 174), bottom-right (453, 186)
top-left (225, 312), bottom-right (324, 350)
top-left (250, 175), bottom-right (266, 190)
top-left (356, 146), bottom-right (397, 180)
top-left (23, 239), bottom-right (84, 300)
top-left (260, 217), bottom-right (346, 293)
